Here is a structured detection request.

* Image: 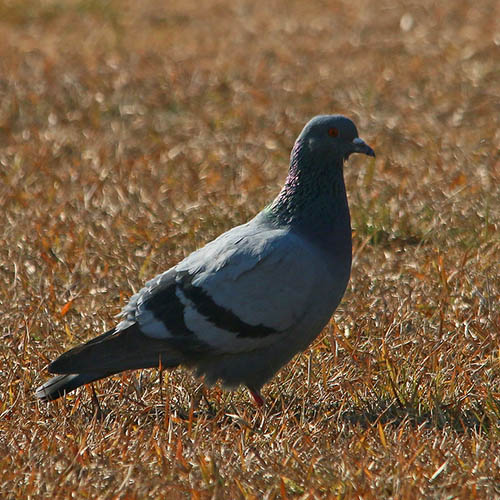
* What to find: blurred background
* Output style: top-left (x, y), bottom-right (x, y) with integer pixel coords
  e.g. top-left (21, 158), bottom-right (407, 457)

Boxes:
top-left (0, 0), bottom-right (498, 498)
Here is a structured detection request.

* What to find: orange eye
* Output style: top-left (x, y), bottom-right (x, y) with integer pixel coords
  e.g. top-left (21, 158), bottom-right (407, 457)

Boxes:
top-left (328, 127), bottom-right (339, 137)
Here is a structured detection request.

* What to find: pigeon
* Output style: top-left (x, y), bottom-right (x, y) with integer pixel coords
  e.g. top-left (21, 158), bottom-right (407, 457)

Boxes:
top-left (35, 115), bottom-right (375, 406)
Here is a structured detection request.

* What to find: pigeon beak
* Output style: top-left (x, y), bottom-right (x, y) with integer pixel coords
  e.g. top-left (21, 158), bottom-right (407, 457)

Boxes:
top-left (351, 137), bottom-right (376, 157)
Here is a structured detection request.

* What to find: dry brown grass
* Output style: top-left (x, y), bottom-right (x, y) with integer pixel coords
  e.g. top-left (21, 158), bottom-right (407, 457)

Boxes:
top-left (1, 0), bottom-right (499, 498)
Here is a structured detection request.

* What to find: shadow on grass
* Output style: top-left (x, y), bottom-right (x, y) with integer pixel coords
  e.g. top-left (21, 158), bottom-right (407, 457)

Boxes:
top-left (289, 396), bottom-right (500, 435)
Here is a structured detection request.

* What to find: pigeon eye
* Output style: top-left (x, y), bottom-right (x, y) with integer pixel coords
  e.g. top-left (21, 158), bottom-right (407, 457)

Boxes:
top-left (328, 128), bottom-right (339, 137)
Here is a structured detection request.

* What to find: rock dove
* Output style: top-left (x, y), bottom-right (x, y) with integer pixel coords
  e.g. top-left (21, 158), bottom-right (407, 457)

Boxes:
top-left (35, 115), bottom-right (375, 406)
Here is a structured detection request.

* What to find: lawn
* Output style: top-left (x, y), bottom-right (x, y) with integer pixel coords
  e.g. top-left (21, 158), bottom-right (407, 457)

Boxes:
top-left (0, 0), bottom-right (499, 498)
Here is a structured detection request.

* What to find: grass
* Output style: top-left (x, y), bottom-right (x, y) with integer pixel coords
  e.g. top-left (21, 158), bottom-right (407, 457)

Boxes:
top-left (0, 0), bottom-right (499, 498)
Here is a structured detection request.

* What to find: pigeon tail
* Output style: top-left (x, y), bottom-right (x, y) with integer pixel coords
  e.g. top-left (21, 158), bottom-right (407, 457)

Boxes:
top-left (36, 323), bottom-right (183, 401)
top-left (35, 373), bottom-right (107, 401)
top-left (48, 323), bottom-right (183, 375)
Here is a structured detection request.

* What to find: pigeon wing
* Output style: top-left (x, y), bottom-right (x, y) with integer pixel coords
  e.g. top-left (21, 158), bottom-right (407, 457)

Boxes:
top-left (123, 223), bottom-right (326, 355)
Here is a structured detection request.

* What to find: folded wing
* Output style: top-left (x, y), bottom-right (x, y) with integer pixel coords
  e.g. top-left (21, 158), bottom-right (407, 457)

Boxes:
top-left (124, 222), bottom-right (327, 354)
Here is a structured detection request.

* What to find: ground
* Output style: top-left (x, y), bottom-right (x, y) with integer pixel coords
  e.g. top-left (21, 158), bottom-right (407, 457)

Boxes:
top-left (0, 0), bottom-right (499, 498)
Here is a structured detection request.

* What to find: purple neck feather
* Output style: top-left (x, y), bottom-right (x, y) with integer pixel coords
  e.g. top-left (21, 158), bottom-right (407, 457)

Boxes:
top-left (264, 138), bottom-right (352, 256)
top-left (268, 140), bottom-right (348, 220)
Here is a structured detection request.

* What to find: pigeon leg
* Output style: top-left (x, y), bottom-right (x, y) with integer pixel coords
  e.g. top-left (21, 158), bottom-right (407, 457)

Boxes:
top-left (247, 386), bottom-right (265, 407)
top-left (90, 384), bottom-right (103, 420)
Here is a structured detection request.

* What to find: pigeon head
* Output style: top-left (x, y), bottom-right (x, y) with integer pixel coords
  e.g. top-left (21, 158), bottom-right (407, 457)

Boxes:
top-left (267, 114), bottom-right (374, 232)
top-left (294, 115), bottom-right (375, 163)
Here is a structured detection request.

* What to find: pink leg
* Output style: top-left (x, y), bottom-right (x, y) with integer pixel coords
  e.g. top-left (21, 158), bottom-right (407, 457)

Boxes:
top-left (248, 386), bottom-right (265, 407)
